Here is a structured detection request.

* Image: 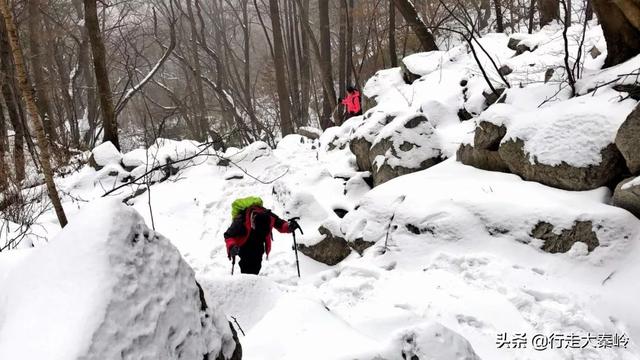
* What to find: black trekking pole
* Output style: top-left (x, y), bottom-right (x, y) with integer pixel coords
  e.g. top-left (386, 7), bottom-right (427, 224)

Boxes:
top-left (231, 255), bottom-right (236, 275)
top-left (289, 217), bottom-right (303, 278)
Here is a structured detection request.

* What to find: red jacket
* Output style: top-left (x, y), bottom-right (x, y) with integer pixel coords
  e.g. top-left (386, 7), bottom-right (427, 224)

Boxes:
top-left (224, 206), bottom-right (290, 258)
top-left (341, 90), bottom-right (361, 114)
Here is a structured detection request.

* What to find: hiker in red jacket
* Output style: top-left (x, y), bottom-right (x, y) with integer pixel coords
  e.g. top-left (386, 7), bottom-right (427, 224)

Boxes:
top-left (340, 86), bottom-right (362, 119)
top-left (224, 205), bottom-right (300, 275)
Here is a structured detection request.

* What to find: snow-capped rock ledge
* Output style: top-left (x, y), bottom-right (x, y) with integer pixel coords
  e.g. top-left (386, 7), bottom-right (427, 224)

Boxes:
top-left (0, 199), bottom-right (239, 360)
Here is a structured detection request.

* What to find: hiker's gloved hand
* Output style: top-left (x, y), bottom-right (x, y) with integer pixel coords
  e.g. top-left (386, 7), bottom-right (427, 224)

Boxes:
top-left (288, 219), bottom-right (301, 233)
top-left (230, 245), bottom-right (240, 258)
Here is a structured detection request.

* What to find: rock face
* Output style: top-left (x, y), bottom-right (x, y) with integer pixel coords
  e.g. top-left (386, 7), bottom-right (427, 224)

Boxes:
top-left (499, 140), bottom-right (626, 191)
top-left (474, 121), bottom-right (507, 150)
top-left (613, 177), bottom-right (640, 219)
top-left (297, 225), bottom-right (352, 266)
top-left (615, 104), bottom-right (640, 174)
top-left (457, 144), bottom-right (510, 173)
top-left (0, 200), bottom-right (240, 360)
top-left (531, 221), bottom-right (599, 253)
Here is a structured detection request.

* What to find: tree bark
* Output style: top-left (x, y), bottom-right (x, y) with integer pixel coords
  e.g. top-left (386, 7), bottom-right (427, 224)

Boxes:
top-left (268, 0), bottom-right (294, 135)
top-left (298, 0), bottom-right (311, 126)
top-left (0, 0), bottom-right (67, 226)
top-left (84, 0), bottom-right (119, 150)
top-left (585, 0), bottom-right (593, 20)
top-left (319, 0), bottom-right (334, 129)
top-left (0, 15), bottom-right (24, 181)
top-left (494, 0), bottom-right (505, 32)
top-left (592, 0), bottom-right (640, 67)
top-left (389, 0), bottom-right (398, 67)
top-left (392, 0), bottom-right (438, 51)
top-left (539, 0), bottom-right (560, 26)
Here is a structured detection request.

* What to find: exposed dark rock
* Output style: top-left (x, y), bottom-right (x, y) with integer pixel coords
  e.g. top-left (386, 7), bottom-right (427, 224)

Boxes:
top-left (333, 208), bottom-right (348, 218)
top-left (349, 136), bottom-right (374, 172)
top-left (531, 221), bottom-right (599, 253)
top-left (507, 37), bottom-right (521, 50)
top-left (499, 139), bottom-right (626, 190)
top-left (613, 177), bottom-right (640, 219)
top-left (297, 226), bottom-right (352, 265)
top-left (474, 121), bottom-right (507, 150)
top-left (298, 127), bottom-right (322, 140)
top-left (457, 144), bottom-right (511, 173)
top-left (350, 238), bottom-right (376, 255)
top-left (515, 43), bottom-right (537, 56)
top-left (589, 46), bottom-right (602, 59)
top-left (544, 68), bottom-right (555, 83)
top-left (460, 79), bottom-right (468, 87)
top-left (482, 88), bottom-right (506, 107)
top-left (400, 61), bottom-right (421, 84)
top-left (613, 84), bottom-right (640, 101)
top-left (498, 65), bottom-right (513, 76)
top-left (457, 107), bottom-right (474, 121)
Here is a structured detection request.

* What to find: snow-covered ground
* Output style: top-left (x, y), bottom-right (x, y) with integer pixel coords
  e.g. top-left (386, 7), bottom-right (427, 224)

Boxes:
top-left (1, 21), bottom-right (640, 360)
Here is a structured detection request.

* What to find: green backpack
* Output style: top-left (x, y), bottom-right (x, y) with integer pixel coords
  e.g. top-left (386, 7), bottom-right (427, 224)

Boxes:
top-left (231, 196), bottom-right (264, 219)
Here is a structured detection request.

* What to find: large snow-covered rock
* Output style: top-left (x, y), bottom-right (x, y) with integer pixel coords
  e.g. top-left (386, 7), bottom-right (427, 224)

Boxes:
top-left (615, 103), bottom-right (640, 174)
top-left (0, 199), bottom-right (239, 360)
top-left (498, 95), bottom-right (635, 190)
top-left (89, 141), bottom-right (122, 170)
top-left (613, 177), bottom-right (640, 219)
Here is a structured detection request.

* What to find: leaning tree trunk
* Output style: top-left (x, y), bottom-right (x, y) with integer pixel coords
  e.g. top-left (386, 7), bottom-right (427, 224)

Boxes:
top-left (0, 0), bottom-right (68, 227)
top-left (268, 0), bottom-right (294, 136)
top-left (84, 0), bottom-right (119, 150)
top-left (392, 0), bottom-right (438, 51)
top-left (593, 0), bottom-right (640, 67)
top-left (539, 0), bottom-right (560, 26)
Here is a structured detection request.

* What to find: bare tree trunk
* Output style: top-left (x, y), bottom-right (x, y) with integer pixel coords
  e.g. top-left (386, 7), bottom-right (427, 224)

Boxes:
top-left (347, 0), bottom-right (354, 86)
top-left (285, 0), bottom-right (301, 126)
top-left (268, 0), bottom-right (293, 135)
top-left (298, 0), bottom-right (311, 126)
top-left (319, 0), bottom-right (335, 129)
top-left (84, 0), bottom-right (119, 150)
top-left (338, 0), bottom-right (347, 125)
top-left (392, 0), bottom-right (438, 51)
top-left (585, 0), bottom-right (593, 20)
top-left (27, 0), bottom-right (57, 144)
top-left (592, 0), bottom-right (640, 67)
top-left (389, 0), bottom-right (398, 67)
top-left (494, 0), bottom-right (505, 32)
top-left (0, 97), bottom-right (7, 191)
top-left (528, 0), bottom-right (536, 33)
top-left (0, 16), bottom-right (24, 181)
top-left (539, 0), bottom-right (560, 26)
top-left (0, 0), bottom-right (67, 226)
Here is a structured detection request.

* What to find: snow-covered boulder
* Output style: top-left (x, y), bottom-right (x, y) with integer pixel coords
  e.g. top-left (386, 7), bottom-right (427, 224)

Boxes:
top-left (613, 177), bottom-right (640, 219)
top-left (372, 322), bottom-right (481, 360)
top-left (369, 113), bottom-right (443, 186)
top-left (121, 148), bottom-right (148, 170)
top-left (498, 95), bottom-right (634, 191)
top-left (89, 141), bottom-right (122, 170)
top-left (297, 126), bottom-right (322, 140)
top-left (0, 199), bottom-right (240, 360)
top-left (297, 223), bottom-right (352, 266)
top-left (615, 104), bottom-right (640, 174)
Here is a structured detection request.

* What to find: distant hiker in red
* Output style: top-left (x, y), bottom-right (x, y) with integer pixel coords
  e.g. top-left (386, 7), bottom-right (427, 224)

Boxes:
top-left (224, 197), bottom-right (299, 275)
top-left (340, 86), bottom-right (362, 119)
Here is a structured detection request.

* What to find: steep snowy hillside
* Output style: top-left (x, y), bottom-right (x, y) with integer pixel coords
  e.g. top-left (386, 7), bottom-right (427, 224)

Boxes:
top-left (1, 20), bottom-right (640, 360)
